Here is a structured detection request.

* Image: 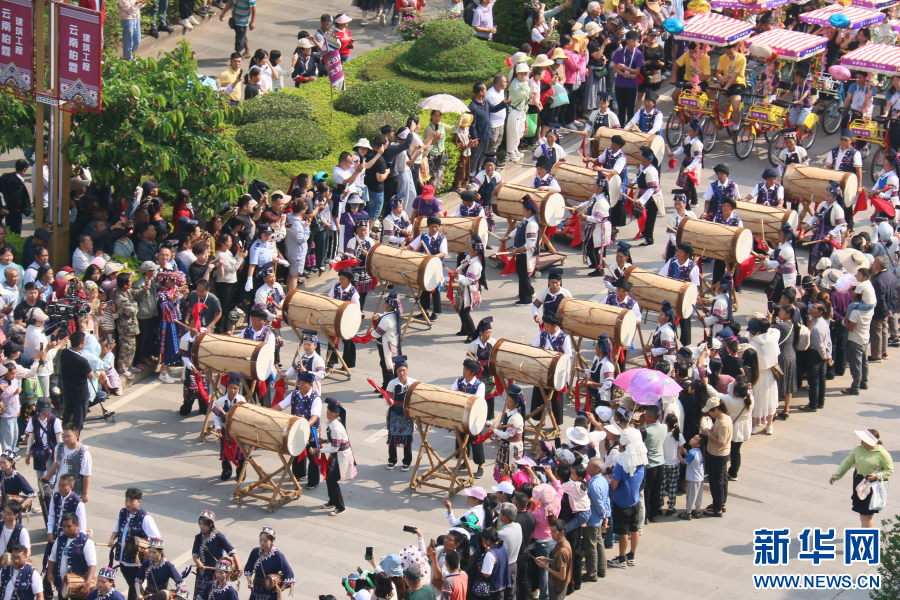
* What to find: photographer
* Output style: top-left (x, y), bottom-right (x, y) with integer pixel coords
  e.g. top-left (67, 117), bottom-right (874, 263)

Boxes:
top-left (23, 307), bottom-right (63, 400)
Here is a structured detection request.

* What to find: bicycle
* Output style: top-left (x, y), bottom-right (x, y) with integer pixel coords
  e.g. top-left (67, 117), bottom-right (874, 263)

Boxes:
top-left (733, 94), bottom-right (787, 160)
top-left (766, 100), bottom-right (820, 167)
top-left (815, 75), bottom-right (845, 135)
top-left (666, 82), bottom-right (743, 154)
top-left (847, 111), bottom-right (892, 183)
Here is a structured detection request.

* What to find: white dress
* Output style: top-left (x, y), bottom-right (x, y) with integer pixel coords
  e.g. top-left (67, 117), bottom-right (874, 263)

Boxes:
top-left (750, 330), bottom-right (781, 419)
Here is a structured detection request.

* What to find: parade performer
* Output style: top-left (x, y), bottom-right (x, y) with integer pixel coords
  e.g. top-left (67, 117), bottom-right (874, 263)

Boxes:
top-left (647, 300), bottom-right (677, 367)
top-left (744, 167), bottom-right (784, 208)
top-left (451, 235), bottom-right (487, 343)
top-left (803, 181), bottom-right (847, 275)
top-left (384, 355), bottom-right (415, 472)
top-left (633, 145), bottom-right (664, 246)
top-left (201, 559), bottom-right (239, 600)
top-left (503, 197), bottom-right (540, 305)
top-left (532, 127), bottom-right (566, 168)
top-left (761, 223), bottom-right (798, 302)
top-left (87, 567), bottom-right (124, 600)
top-left (409, 217), bottom-right (448, 322)
top-left (0, 500), bottom-right (28, 556)
top-left (0, 544), bottom-right (42, 600)
top-left (702, 164), bottom-right (740, 220)
top-left (179, 317), bottom-right (210, 417)
top-left (192, 511), bottom-right (239, 600)
top-left (665, 189), bottom-right (695, 261)
top-left (274, 372), bottom-right (321, 489)
top-left (212, 375), bottom-right (246, 481)
top-left (711, 197), bottom-right (743, 286)
top-left (254, 264), bottom-right (286, 366)
top-left (575, 172), bottom-right (612, 276)
top-left (156, 271), bottom-right (187, 385)
top-left (48, 475), bottom-right (85, 554)
top-left (659, 242), bottom-right (700, 345)
top-left (467, 317), bottom-right (501, 403)
top-left (243, 527), bottom-right (294, 599)
top-left (451, 358), bottom-right (488, 476)
top-left (702, 272), bottom-right (733, 338)
top-left (491, 385), bottom-right (525, 481)
top-left (242, 307), bottom-right (277, 406)
top-left (532, 268), bottom-right (572, 324)
top-left (365, 293), bottom-right (402, 390)
top-left (669, 119), bottom-right (704, 208)
top-left (345, 218), bottom-right (376, 313)
top-left (824, 129), bottom-right (863, 228)
top-left (600, 277), bottom-right (642, 321)
top-left (531, 313), bottom-right (573, 429)
top-left (872, 149), bottom-right (900, 217)
top-left (470, 156), bottom-right (503, 235)
top-left (775, 131), bottom-right (808, 180)
top-left (382, 195), bottom-right (412, 248)
top-left (593, 135), bottom-right (628, 231)
top-left (135, 539), bottom-right (182, 600)
top-left (282, 331), bottom-right (325, 395)
top-left (0, 450), bottom-right (34, 502)
top-left (586, 93), bottom-right (621, 158)
top-left (455, 190), bottom-right (486, 219)
top-left (108, 487), bottom-right (159, 600)
top-left (625, 91), bottom-right (663, 134)
top-left (582, 334), bottom-right (615, 408)
top-left (48, 514), bottom-right (97, 599)
top-left (604, 241), bottom-right (633, 293)
top-left (327, 270), bottom-right (360, 369)
top-left (533, 155), bottom-right (562, 192)
top-left (314, 399), bottom-right (356, 516)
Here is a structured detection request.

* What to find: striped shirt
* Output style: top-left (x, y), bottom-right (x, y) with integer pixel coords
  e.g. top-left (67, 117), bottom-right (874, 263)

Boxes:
top-left (232, 0), bottom-right (255, 26)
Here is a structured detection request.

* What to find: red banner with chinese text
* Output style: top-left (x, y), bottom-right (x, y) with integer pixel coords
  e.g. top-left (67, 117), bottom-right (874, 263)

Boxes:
top-left (56, 3), bottom-right (102, 113)
top-left (0, 0), bottom-right (34, 101)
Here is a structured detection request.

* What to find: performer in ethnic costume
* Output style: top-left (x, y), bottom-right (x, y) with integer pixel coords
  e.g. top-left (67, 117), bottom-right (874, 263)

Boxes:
top-left (761, 223), bottom-right (797, 302)
top-left (48, 475), bottom-right (85, 558)
top-left (505, 197), bottom-right (540, 305)
top-left (242, 307), bottom-right (277, 407)
top-left (345, 218), bottom-right (376, 313)
top-left (470, 155), bottom-right (503, 234)
top-left (604, 241), bottom-right (633, 293)
top-left (0, 544), bottom-right (42, 600)
top-left (803, 181), bottom-right (847, 275)
top-left (468, 317), bottom-right (501, 402)
top-left (871, 149), bottom-right (900, 219)
top-left (664, 189), bottom-right (695, 261)
top-left (586, 93), bottom-right (620, 160)
top-left (824, 128), bottom-right (863, 229)
top-left (532, 268), bottom-right (571, 325)
top-left (327, 270), bottom-right (360, 369)
top-left (600, 277), bottom-right (642, 321)
top-left (533, 155), bottom-right (562, 192)
top-left (135, 538), bottom-right (182, 599)
top-left (454, 191), bottom-right (486, 233)
top-left (202, 558), bottom-right (239, 600)
top-left (584, 334), bottom-right (615, 409)
top-left (178, 317), bottom-right (210, 417)
top-left (659, 241), bottom-right (700, 345)
top-left (254, 263), bottom-right (286, 366)
top-left (156, 271), bottom-right (187, 384)
top-left (669, 119), bottom-right (704, 208)
top-left (532, 127), bottom-right (566, 168)
top-left (87, 566), bottom-right (125, 600)
top-left (491, 385), bottom-right (525, 481)
top-left (243, 527), bottom-right (294, 600)
top-left (702, 164), bottom-right (740, 220)
top-left (711, 197), bottom-right (743, 286)
top-left (108, 487), bottom-right (159, 600)
top-left (282, 331), bottom-right (325, 395)
top-left (530, 313), bottom-right (573, 430)
top-left (382, 194), bottom-right (412, 248)
top-left (212, 374), bottom-right (246, 481)
top-left (702, 272), bottom-right (733, 338)
top-left (625, 90), bottom-right (663, 134)
top-left (593, 135), bottom-right (628, 231)
top-left (0, 499), bottom-right (28, 555)
top-left (575, 171), bottom-right (612, 275)
top-left (315, 399), bottom-right (356, 516)
top-left (275, 372), bottom-right (321, 488)
top-left (0, 450), bottom-right (34, 504)
top-left (192, 511), bottom-right (239, 600)
top-left (452, 235), bottom-right (487, 343)
top-left (647, 300), bottom-right (677, 367)
top-left (776, 131), bottom-right (809, 181)
top-left (384, 355), bottom-right (415, 472)
top-left (365, 294), bottom-right (402, 390)
top-left (24, 397), bottom-right (60, 479)
top-left (48, 514), bottom-right (97, 598)
top-left (409, 217), bottom-right (448, 321)
top-left (744, 167), bottom-right (784, 208)
top-left (451, 359), bottom-right (487, 477)
top-left (633, 145), bottom-right (664, 246)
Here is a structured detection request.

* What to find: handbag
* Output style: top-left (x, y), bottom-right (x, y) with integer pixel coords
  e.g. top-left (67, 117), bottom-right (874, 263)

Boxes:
top-left (772, 364), bottom-right (784, 379)
top-left (593, 65), bottom-right (608, 79)
top-left (228, 16), bottom-right (235, 29)
top-left (870, 473), bottom-right (888, 511)
top-left (472, 579), bottom-right (492, 598)
top-left (550, 83), bottom-right (569, 107)
top-left (795, 323), bottom-right (811, 351)
top-left (525, 113), bottom-right (538, 138)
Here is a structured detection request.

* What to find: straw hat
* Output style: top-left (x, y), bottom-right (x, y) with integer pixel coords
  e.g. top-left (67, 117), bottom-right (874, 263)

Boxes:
top-left (550, 48), bottom-right (567, 60)
top-left (584, 22), bottom-right (602, 36)
top-left (841, 249), bottom-right (869, 274)
top-left (532, 54), bottom-right (554, 67)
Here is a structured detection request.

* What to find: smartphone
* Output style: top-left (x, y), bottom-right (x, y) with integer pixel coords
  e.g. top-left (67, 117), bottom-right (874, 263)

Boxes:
top-left (357, 567), bottom-right (364, 575)
top-left (402, 525), bottom-right (417, 534)
top-left (107, 333), bottom-right (114, 344)
top-left (365, 547), bottom-right (373, 560)
top-left (767, 301), bottom-right (775, 314)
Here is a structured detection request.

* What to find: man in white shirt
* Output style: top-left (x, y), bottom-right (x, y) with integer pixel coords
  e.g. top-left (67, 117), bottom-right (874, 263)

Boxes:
top-left (41, 423), bottom-right (92, 500)
top-left (451, 358), bottom-right (487, 477)
top-left (0, 545), bottom-right (42, 600)
top-left (0, 270), bottom-right (16, 335)
top-left (332, 151), bottom-right (365, 201)
top-left (47, 514), bottom-right (96, 598)
top-left (0, 501), bottom-right (30, 556)
top-left (497, 502), bottom-right (523, 587)
top-left (46, 474), bottom-right (87, 545)
top-left (24, 247), bottom-right (49, 285)
top-left (486, 74), bottom-right (508, 157)
top-left (71, 235), bottom-right (93, 277)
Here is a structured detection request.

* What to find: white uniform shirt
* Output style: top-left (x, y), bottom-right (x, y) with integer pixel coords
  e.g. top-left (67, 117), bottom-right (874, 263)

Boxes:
top-left (627, 108), bottom-right (663, 134)
top-left (825, 147), bottom-right (863, 169)
top-left (531, 287), bottom-right (572, 318)
top-left (667, 210), bottom-right (696, 246)
top-left (2, 568), bottom-right (42, 600)
top-left (599, 293), bottom-right (642, 321)
top-left (659, 258), bottom-right (701, 287)
top-left (531, 329), bottom-right (574, 357)
top-left (46, 493), bottom-right (87, 537)
top-left (113, 513), bottom-right (161, 568)
top-left (0, 525), bottom-right (29, 553)
top-left (212, 393), bottom-right (246, 431)
top-left (50, 536), bottom-right (97, 575)
top-left (450, 375), bottom-right (486, 399)
top-left (52, 446), bottom-right (92, 494)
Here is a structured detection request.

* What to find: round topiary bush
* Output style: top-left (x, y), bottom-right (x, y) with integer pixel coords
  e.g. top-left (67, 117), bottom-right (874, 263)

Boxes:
top-left (235, 92), bottom-right (315, 125)
top-left (394, 18), bottom-right (509, 82)
top-left (353, 110), bottom-right (409, 142)
top-left (334, 80), bottom-right (422, 117)
top-left (235, 119), bottom-right (331, 162)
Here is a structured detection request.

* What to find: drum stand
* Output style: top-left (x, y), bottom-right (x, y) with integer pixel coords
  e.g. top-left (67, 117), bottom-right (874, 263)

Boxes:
top-left (366, 275), bottom-right (433, 340)
top-left (408, 421), bottom-right (473, 496)
top-left (232, 442), bottom-right (303, 512)
top-left (200, 370), bottom-right (260, 440)
top-left (523, 385), bottom-right (560, 448)
top-left (284, 316), bottom-right (352, 379)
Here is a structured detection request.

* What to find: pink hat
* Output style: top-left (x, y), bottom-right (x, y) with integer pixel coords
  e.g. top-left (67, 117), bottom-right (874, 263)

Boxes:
top-left (464, 486), bottom-right (487, 500)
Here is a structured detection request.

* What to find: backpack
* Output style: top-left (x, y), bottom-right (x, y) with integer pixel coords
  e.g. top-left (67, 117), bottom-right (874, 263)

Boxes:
top-left (795, 323), bottom-right (811, 351)
top-left (463, 2), bottom-right (476, 25)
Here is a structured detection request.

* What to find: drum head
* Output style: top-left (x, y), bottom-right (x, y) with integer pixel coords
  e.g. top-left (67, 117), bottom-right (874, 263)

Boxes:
top-left (732, 228), bottom-right (753, 263)
top-left (251, 343), bottom-right (276, 381)
top-left (649, 135), bottom-right (665, 165)
top-left (420, 256), bottom-right (443, 292)
top-left (550, 354), bottom-right (572, 391)
top-left (475, 216), bottom-right (488, 243)
top-left (607, 174), bottom-right (622, 206)
top-left (617, 308), bottom-right (637, 348)
top-left (679, 282), bottom-right (699, 320)
top-left (841, 173), bottom-right (858, 209)
top-left (541, 193), bottom-right (567, 227)
top-left (286, 417), bottom-right (311, 456)
top-left (335, 301), bottom-right (362, 340)
top-left (467, 397), bottom-right (488, 435)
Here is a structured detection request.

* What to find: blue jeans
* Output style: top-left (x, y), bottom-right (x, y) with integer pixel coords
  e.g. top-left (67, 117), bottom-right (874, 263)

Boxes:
top-left (533, 538), bottom-right (554, 600)
top-left (565, 510), bottom-right (590, 534)
top-left (121, 19), bottom-right (141, 60)
top-left (366, 189), bottom-right (384, 222)
top-left (0, 417), bottom-right (17, 453)
top-left (151, 0), bottom-right (168, 27)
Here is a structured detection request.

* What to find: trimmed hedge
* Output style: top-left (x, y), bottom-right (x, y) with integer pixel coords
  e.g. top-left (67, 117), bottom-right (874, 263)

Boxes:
top-left (236, 93), bottom-right (316, 125)
top-left (494, 0), bottom-right (570, 48)
top-left (354, 111), bottom-right (409, 141)
top-left (394, 19), bottom-right (508, 82)
top-left (334, 80), bottom-right (422, 116)
top-left (236, 119), bottom-right (332, 162)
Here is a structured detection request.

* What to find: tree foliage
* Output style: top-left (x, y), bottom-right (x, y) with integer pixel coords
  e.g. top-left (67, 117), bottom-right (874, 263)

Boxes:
top-left (394, 18), bottom-right (507, 82)
top-left (65, 41), bottom-right (255, 218)
top-left (0, 92), bottom-right (36, 155)
top-left (872, 515), bottom-right (900, 600)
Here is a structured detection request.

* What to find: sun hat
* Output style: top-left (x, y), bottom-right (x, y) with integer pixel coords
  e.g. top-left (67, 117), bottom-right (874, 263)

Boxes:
top-left (297, 38), bottom-right (315, 49)
top-left (584, 22), bottom-right (602, 36)
top-left (603, 422), bottom-right (622, 436)
top-left (378, 554), bottom-right (403, 578)
top-left (702, 397), bottom-right (721, 413)
top-left (140, 261), bottom-right (159, 273)
top-left (855, 429), bottom-right (879, 446)
top-left (334, 13), bottom-right (352, 23)
top-left (532, 54), bottom-right (554, 67)
top-left (515, 62), bottom-right (530, 74)
top-left (354, 138), bottom-right (372, 150)
top-left (550, 48), bottom-right (567, 60)
top-left (566, 426), bottom-right (591, 446)
top-left (464, 486), bottom-right (487, 500)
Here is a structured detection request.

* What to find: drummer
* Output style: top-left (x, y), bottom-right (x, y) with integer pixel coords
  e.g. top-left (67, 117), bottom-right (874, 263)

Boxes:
top-left (533, 155), bottom-right (562, 192)
top-left (326, 270), bottom-right (360, 370)
top-left (470, 155), bottom-right (504, 237)
top-left (803, 180), bottom-right (847, 275)
top-left (824, 129), bottom-right (863, 228)
top-left (178, 318), bottom-right (210, 417)
top-left (530, 313), bottom-right (573, 431)
top-left (243, 527), bottom-right (294, 599)
top-left (241, 307), bottom-right (277, 406)
top-left (532, 268), bottom-right (572, 325)
top-left (586, 93), bottom-right (621, 159)
top-left (711, 198), bottom-right (743, 286)
top-left (871, 149), bottom-right (900, 214)
top-left (532, 126), bottom-right (566, 168)
top-left (490, 385), bottom-right (526, 481)
top-left (47, 514), bottom-right (96, 599)
top-left (647, 300), bottom-right (677, 368)
top-left (49, 475), bottom-right (86, 555)
top-left (274, 372), bottom-right (321, 489)
top-left (467, 317), bottom-right (501, 404)
top-left (455, 190), bottom-right (486, 219)
top-left (368, 293), bottom-right (402, 391)
top-left (1, 544), bottom-right (42, 600)
top-left (775, 131), bottom-right (809, 181)
top-left (191, 510), bottom-right (240, 600)
top-left (665, 190), bottom-right (696, 261)
top-left (314, 398), bottom-right (356, 516)
top-left (502, 196), bottom-right (540, 306)
top-left (88, 567), bottom-right (124, 600)
top-left (345, 217), bottom-right (376, 314)
top-left (604, 241), bottom-right (633, 293)
top-left (592, 135), bottom-right (628, 235)
top-left (668, 119), bottom-right (704, 209)
top-left (382, 194), bottom-right (412, 248)
top-left (282, 330), bottom-right (326, 394)
top-left (600, 277), bottom-right (642, 321)
top-left (212, 374), bottom-right (246, 481)
top-left (743, 167), bottom-right (784, 208)
top-left (0, 500), bottom-right (29, 556)
top-left (702, 272), bottom-right (733, 338)
top-left (702, 164), bottom-right (740, 220)
top-left (135, 538), bottom-right (182, 600)
top-left (452, 235), bottom-right (487, 343)
top-left (760, 223), bottom-right (798, 302)
top-left (659, 241), bottom-right (700, 345)
top-left (200, 558), bottom-right (239, 600)
top-left (409, 217), bottom-right (449, 322)
top-left (625, 91), bottom-right (663, 135)
top-left (633, 145), bottom-right (664, 247)
top-left (581, 333), bottom-right (615, 408)
top-left (451, 358), bottom-right (488, 478)
top-left (575, 171), bottom-right (612, 276)
top-left (384, 354), bottom-right (415, 472)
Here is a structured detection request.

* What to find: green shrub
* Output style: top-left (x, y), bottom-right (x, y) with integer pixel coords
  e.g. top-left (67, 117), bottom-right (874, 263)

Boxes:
top-left (872, 515), bottom-right (900, 600)
top-left (236, 93), bottom-right (316, 125)
top-left (354, 111), bottom-right (409, 141)
top-left (334, 80), bottom-right (422, 117)
top-left (394, 19), bottom-right (508, 82)
top-left (393, 11), bottom-right (463, 42)
top-left (418, 15), bottom-right (474, 47)
top-left (493, 0), bottom-right (570, 48)
top-left (235, 119), bottom-right (332, 162)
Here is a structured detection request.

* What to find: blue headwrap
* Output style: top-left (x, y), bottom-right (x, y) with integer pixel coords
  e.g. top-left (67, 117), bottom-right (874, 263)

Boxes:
top-left (661, 299), bottom-right (675, 323)
top-left (827, 180), bottom-right (843, 199)
top-left (596, 333), bottom-right (612, 356)
top-left (393, 354), bottom-right (408, 369)
top-left (475, 316), bottom-right (493, 333)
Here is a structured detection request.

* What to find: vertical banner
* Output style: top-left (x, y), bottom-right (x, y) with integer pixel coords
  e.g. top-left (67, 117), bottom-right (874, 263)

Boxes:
top-left (323, 49), bottom-right (345, 91)
top-left (56, 3), bottom-right (102, 112)
top-left (0, 0), bottom-right (34, 100)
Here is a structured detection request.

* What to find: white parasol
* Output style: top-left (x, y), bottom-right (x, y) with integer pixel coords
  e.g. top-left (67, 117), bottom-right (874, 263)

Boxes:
top-left (418, 94), bottom-right (469, 114)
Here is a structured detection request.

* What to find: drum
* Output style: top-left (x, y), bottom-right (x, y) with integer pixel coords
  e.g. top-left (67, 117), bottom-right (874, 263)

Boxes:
top-left (61, 574), bottom-right (97, 600)
top-left (491, 183), bottom-right (567, 227)
top-left (264, 574), bottom-right (283, 591)
top-left (366, 243), bottom-right (443, 292)
top-left (404, 382), bottom-right (488, 435)
top-left (123, 536), bottom-right (151, 562)
top-left (676, 216), bottom-right (753, 264)
top-left (488, 339), bottom-right (571, 392)
top-left (733, 201), bottom-right (799, 247)
top-left (191, 332), bottom-right (275, 381)
top-left (550, 163), bottom-right (622, 206)
top-left (282, 289), bottom-right (362, 340)
top-left (590, 127), bottom-right (666, 166)
top-left (782, 164), bottom-right (858, 210)
top-left (225, 403), bottom-right (311, 456)
top-left (412, 216), bottom-right (488, 254)
top-left (556, 297), bottom-right (637, 348)
top-left (623, 266), bottom-right (699, 320)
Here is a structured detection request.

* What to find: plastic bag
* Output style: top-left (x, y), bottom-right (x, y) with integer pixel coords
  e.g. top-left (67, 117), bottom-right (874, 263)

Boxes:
top-left (551, 83), bottom-right (569, 107)
top-left (870, 474), bottom-right (888, 511)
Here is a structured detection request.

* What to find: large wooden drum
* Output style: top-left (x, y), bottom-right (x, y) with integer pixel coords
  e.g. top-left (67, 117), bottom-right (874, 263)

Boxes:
top-left (733, 201), bottom-right (799, 247)
top-left (412, 216), bottom-right (488, 254)
top-left (550, 163), bottom-right (622, 206)
top-left (783, 164), bottom-right (858, 210)
top-left (676, 216), bottom-right (752, 264)
top-left (557, 298), bottom-right (637, 347)
top-left (491, 183), bottom-right (567, 227)
top-left (191, 332), bottom-right (275, 380)
top-left (489, 339), bottom-right (571, 392)
top-left (590, 127), bottom-right (666, 166)
top-left (404, 382), bottom-right (488, 435)
top-left (61, 574), bottom-right (97, 599)
top-left (366, 243), bottom-right (443, 292)
top-left (282, 289), bottom-right (362, 340)
top-left (623, 266), bottom-right (699, 319)
top-left (225, 403), bottom-right (310, 456)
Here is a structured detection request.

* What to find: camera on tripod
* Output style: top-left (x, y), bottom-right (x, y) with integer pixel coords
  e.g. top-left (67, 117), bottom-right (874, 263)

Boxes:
top-left (46, 296), bottom-right (91, 322)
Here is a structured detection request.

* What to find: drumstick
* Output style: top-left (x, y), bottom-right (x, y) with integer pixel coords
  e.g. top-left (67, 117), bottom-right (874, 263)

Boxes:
top-left (466, 352), bottom-right (478, 361)
top-left (801, 238), bottom-right (830, 246)
top-left (760, 219), bottom-right (766, 243)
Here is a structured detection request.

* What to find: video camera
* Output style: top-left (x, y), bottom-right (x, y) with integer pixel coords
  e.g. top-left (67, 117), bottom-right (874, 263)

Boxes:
top-left (46, 293), bottom-right (91, 323)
